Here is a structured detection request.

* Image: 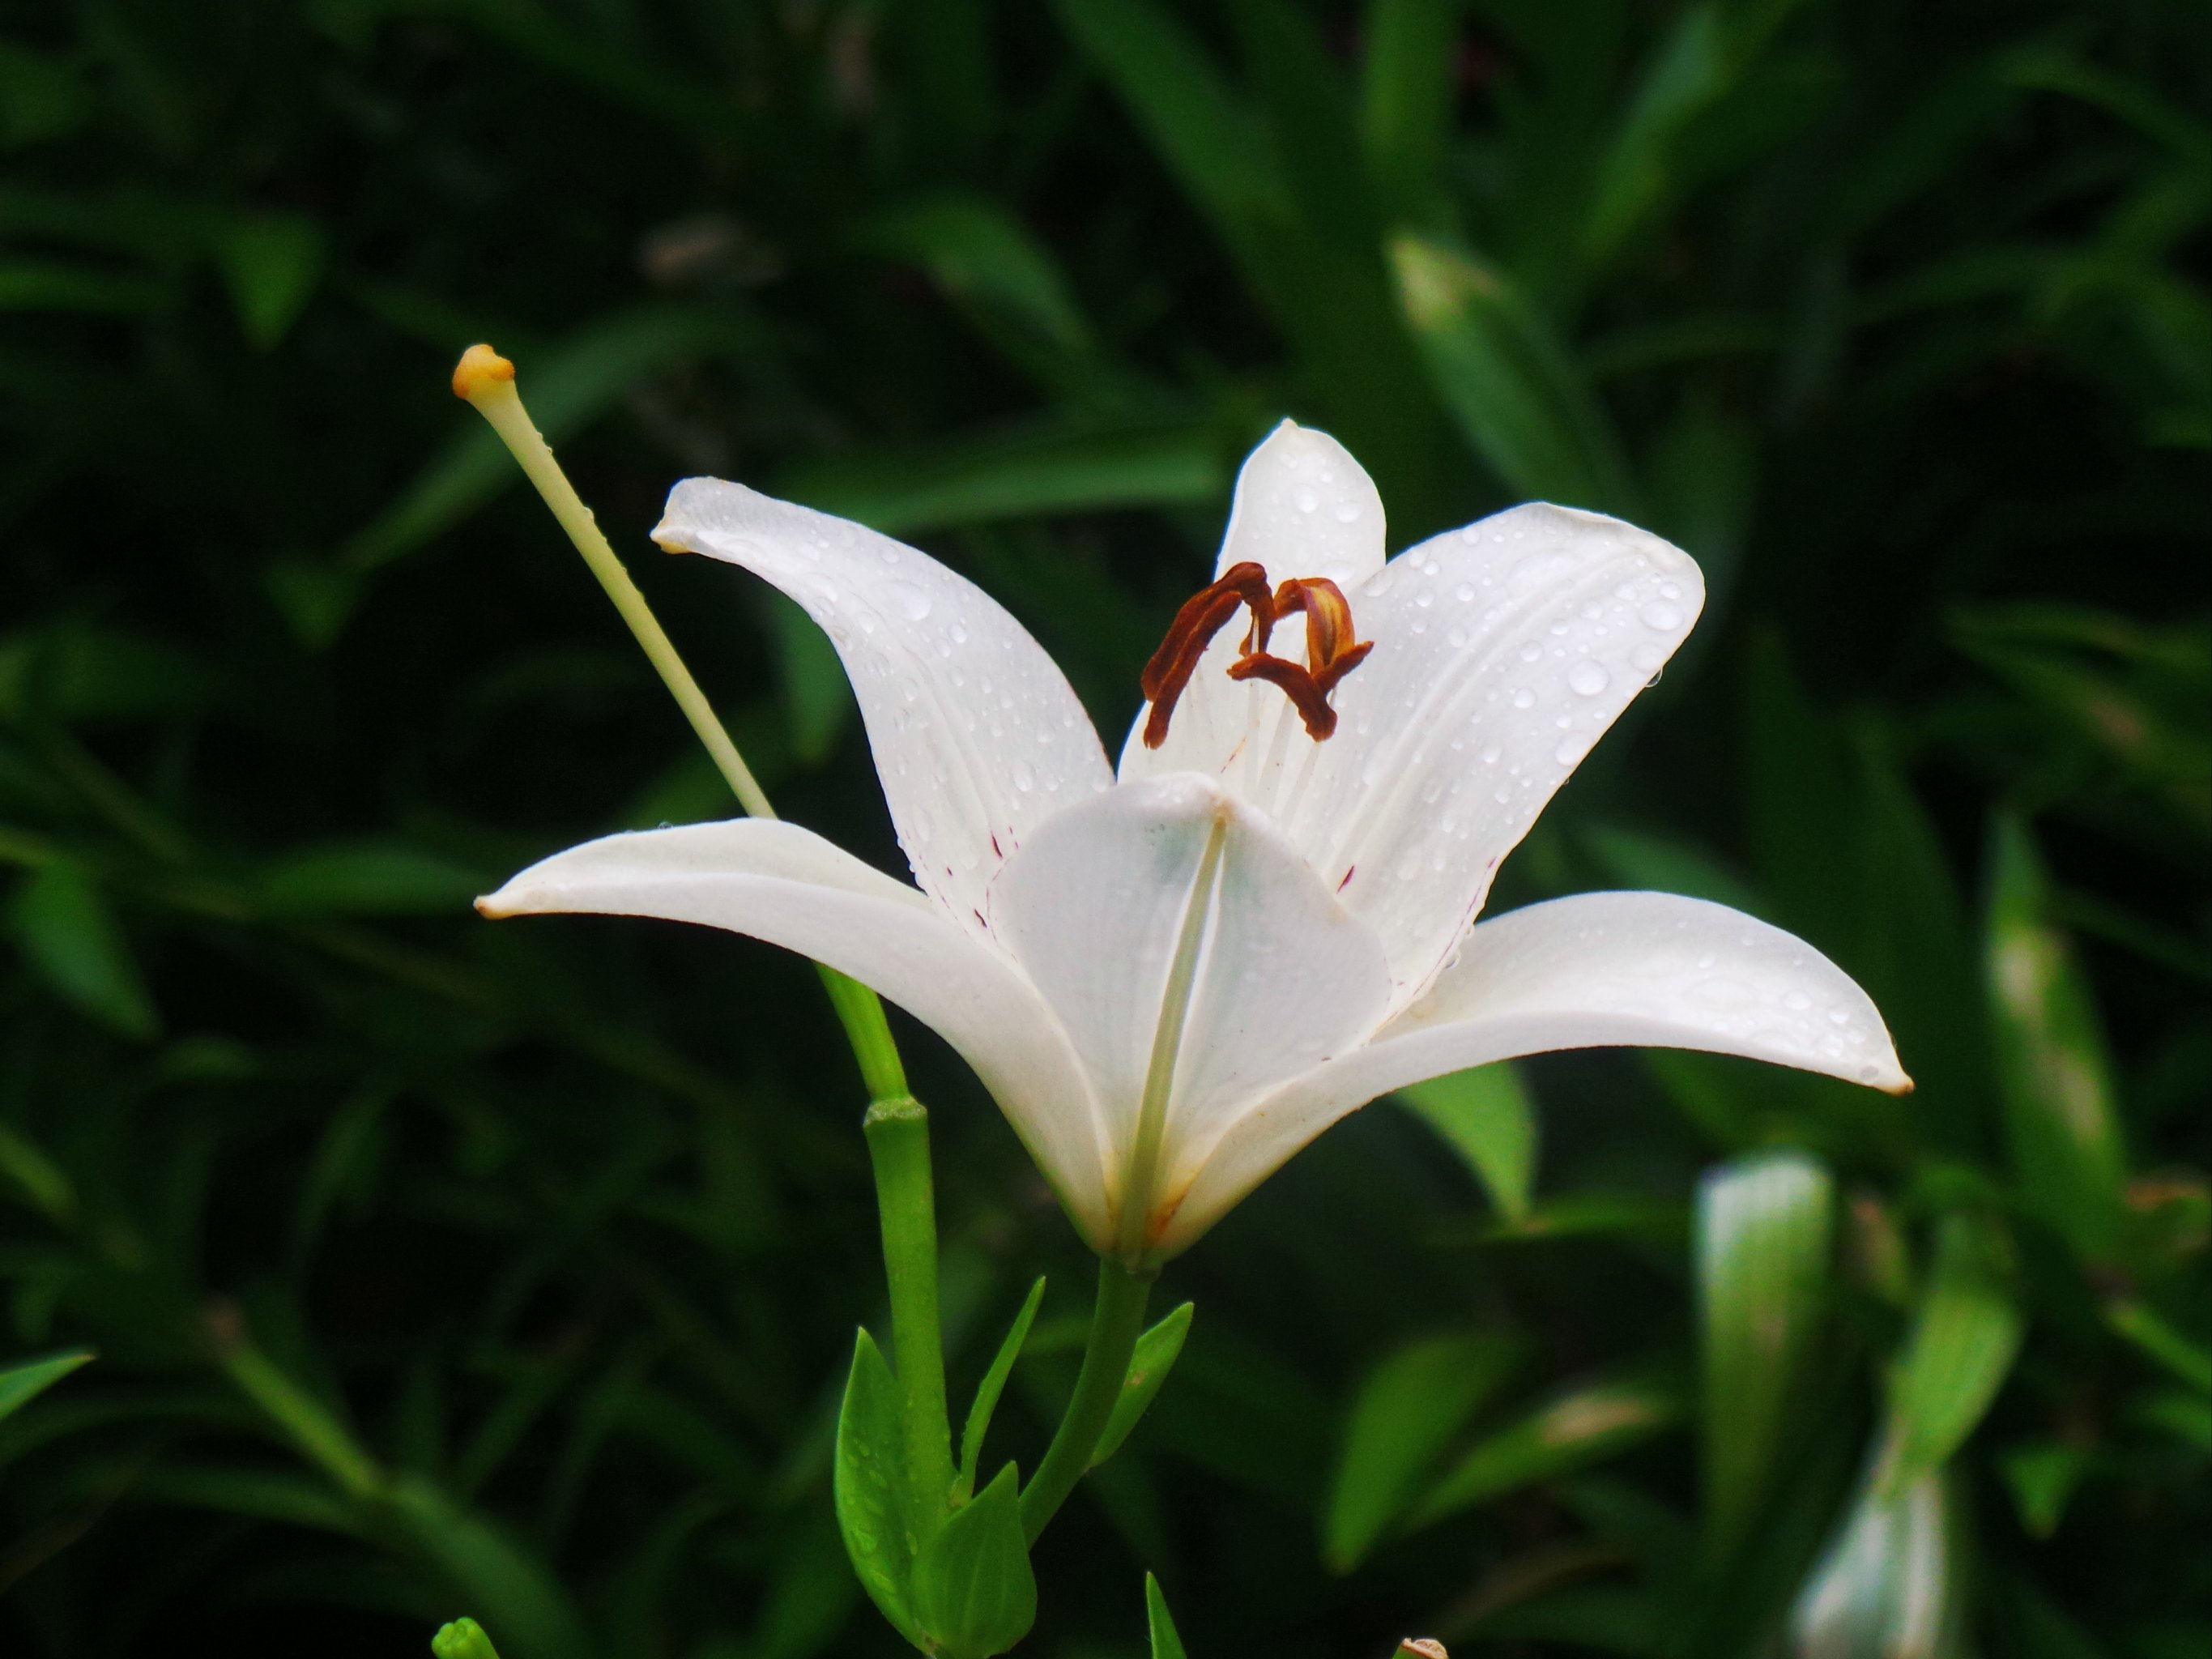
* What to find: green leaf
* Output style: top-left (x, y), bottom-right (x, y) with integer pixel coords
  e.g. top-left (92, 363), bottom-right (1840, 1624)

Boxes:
top-left (1789, 1458), bottom-right (1962, 1659)
top-left (1323, 1332), bottom-right (1518, 1570)
top-left (219, 211), bottom-right (326, 348)
top-left (1886, 1216), bottom-right (2022, 1483)
top-left (912, 1462), bottom-right (1037, 1658)
top-left (863, 193), bottom-right (1090, 352)
top-left (1089, 1300), bottom-right (1195, 1469)
top-left (1698, 1150), bottom-right (1835, 1554)
top-left (2000, 1439), bottom-right (2090, 1539)
top-left (786, 416), bottom-right (1225, 539)
top-left (1986, 817), bottom-right (2129, 1259)
top-left (958, 1277), bottom-right (1046, 1499)
top-left (834, 1328), bottom-right (924, 1646)
top-left (1053, 0), bottom-right (1286, 245)
top-left (258, 840), bottom-right (488, 918)
top-left (1144, 1572), bottom-right (1187, 1659)
top-left (7, 861), bottom-right (159, 1038)
top-left (431, 1617), bottom-right (504, 1659)
top-left (1409, 1374), bottom-right (1682, 1529)
top-left (0, 1348), bottom-right (93, 1423)
top-left (1396, 1064), bottom-right (1537, 1222)
top-left (1358, 0), bottom-right (1461, 226)
top-left (1389, 231), bottom-right (1633, 510)
top-left (2103, 1298), bottom-right (2212, 1393)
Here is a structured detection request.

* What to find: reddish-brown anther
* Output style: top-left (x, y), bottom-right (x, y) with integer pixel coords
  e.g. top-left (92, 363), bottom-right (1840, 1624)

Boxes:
top-left (1226, 575), bottom-right (1374, 740)
top-left (1139, 561), bottom-right (1275, 748)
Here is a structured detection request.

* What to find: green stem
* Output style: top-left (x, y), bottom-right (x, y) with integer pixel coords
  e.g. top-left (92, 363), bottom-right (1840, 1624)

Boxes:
top-left (455, 348), bottom-right (906, 1102)
top-left (864, 1096), bottom-right (955, 1537)
top-left (1018, 1258), bottom-right (1153, 1545)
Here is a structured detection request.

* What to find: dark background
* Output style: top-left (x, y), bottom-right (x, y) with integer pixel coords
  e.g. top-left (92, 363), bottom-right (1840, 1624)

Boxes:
top-left (0, 2), bottom-right (2204, 1655)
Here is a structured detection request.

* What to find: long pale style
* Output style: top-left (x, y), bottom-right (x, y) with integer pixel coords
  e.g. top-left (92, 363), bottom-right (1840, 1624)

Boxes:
top-left (482, 423), bottom-right (1908, 1264)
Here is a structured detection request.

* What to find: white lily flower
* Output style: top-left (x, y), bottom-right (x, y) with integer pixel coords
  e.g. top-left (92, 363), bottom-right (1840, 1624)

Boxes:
top-left (482, 422), bottom-right (1908, 1263)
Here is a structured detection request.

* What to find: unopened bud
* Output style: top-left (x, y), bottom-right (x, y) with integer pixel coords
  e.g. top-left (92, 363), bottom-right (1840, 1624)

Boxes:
top-left (1400, 1642), bottom-right (1449, 1658)
top-left (432, 1618), bottom-right (503, 1659)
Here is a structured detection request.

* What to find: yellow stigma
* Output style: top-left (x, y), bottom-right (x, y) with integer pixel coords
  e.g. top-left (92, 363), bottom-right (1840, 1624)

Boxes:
top-left (450, 343), bottom-right (517, 402)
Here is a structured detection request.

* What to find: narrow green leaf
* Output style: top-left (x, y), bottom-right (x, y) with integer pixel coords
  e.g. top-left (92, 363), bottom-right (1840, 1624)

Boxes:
top-left (786, 417), bottom-right (1225, 539)
top-left (1389, 232), bottom-right (1633, 510)
top-left (1396, 1064), bottom-right (1537, 1221)
top-left (1359, 0), bottom-right (1461, 224)
top-left (1986, 817), bottom-right (2129, 1259)
top-left (863, 193), bottom-right (1090, 352)
top-left (2103, 1298), bottom-right (2212, 1393)
top-left (1409, 1375), bottom-right (1682, 1529)
top-left (912, 1462), bottom-right (1037, 1658)
top-left (8, 861), bottom-right (159, 1038)
top-left (219, 211), bottom-right (326, 348)
top-left (0, 1348), bottom-right (92, 1422)
top-left (1089, 1301), bottom-right (1195, 1469)
top-left (1790, 1456), bottom-right (1961, 1659)
top-left (1886, 1217), bottom-right (2022, 1483)
top-left (1698, 1151), bottom-right (1835, 1553)
top-left (1144, 1572), bottom-right (1188, 1659)
top-left (2000, 1440), bottom-right (2090, 1539)
top-left (959, 1277), bottom-right (1046, 1499)
top-left (431, 1617), bottom-right (504, 1659)
top-left (1053, 0), bottom-right (1287, 244)
top-left (1324, 1332), bottom-right (1518, 1571)
top-left (258, 840), bottom-right (487, 918)
top-left (0, 1120), bottom-right (76, 1223)
top-left (834, 1328), bottom-right (923, 1645)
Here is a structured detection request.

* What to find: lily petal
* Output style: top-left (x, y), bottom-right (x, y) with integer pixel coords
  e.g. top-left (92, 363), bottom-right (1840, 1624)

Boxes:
top-left (987, 774), bottom-right (1391, 1243)
top-left (1119, 421), bottom-right (1385, 787)
top-left (1157, 890), bottom-right (1906, 1255)
top-left (1268, 503), bottom-right (1704, 1000)
top-left (480, 820), bottom-right (1114, 1246)
top-left (655, 479), bottom-right (1113, 938)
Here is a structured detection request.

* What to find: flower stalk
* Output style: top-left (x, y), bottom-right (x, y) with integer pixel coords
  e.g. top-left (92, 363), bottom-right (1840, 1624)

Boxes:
top-left (1018, 1258), bottom-right (1153, 1544)
top-left (863, 1095), bottom-right (956, 1542)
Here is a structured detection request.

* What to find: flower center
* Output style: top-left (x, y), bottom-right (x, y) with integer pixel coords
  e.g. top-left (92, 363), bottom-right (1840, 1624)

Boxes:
top-left (1139, 563), bottom-right (1373, 747)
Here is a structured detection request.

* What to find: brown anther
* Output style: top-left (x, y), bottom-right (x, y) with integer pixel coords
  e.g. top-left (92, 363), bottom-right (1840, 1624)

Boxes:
top-left (1225, 574), bottom-right (1373, 740)
top-left (1140, 561), bottom-right (1274, 748)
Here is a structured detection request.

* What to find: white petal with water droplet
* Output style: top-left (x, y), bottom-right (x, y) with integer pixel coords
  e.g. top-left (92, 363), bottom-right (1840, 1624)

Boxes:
top-left (655, 478), bottom-right (1113, 939)
top-left (1155, 890), bottom-right (1907, 1252)
top-left (1264, 503), bottom-right (1705, 1003)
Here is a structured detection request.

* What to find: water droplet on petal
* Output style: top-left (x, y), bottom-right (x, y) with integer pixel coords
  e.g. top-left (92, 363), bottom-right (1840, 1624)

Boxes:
top-left (1568, 661), bottom-right (1610, 697)
top-left (1640, 601), bottom-right (1682, 631)
top-left (1012, 760), bottom-right (1036, 792)
top-left (1511, 687), bottom-right (1536, 709)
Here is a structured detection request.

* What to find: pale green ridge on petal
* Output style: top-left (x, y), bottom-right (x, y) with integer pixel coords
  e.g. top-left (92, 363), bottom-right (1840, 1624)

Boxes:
top-left (1152, 890), bottom-right (1907, 1256)
top-left (1263, 502), bottom-right (1705, 1005)
top-left (654, 477), bottom-right (1113, 940)
top-left (987, 774), bottom-right (1391, 1248)
top-left (1118, 420), bottom-right (1385, 790)
top-left (481, 820), bottom-right (1114, 1247)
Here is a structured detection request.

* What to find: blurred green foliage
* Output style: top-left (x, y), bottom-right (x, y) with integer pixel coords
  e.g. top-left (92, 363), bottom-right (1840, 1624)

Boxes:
top-left (0, 0), bottom-right (2204, 1655)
